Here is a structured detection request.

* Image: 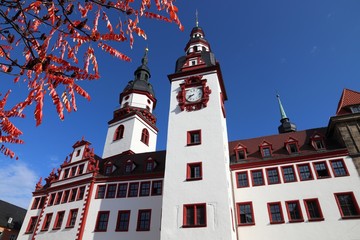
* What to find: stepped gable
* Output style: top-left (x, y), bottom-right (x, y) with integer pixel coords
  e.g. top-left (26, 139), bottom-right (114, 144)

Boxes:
top-left (229, 127), bottom-right (344, 164)
top-left (336, 88), bottom-right (360, 116)
top-left (98, 150), bottom-right (166, 179)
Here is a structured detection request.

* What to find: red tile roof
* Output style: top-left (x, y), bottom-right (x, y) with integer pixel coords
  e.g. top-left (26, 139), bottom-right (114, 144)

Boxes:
top-left (336, 89), bottom-right (360, 116)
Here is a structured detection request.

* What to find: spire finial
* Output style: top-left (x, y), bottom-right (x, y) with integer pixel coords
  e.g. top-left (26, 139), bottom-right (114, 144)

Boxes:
top-left (276, 94), bottom-right (288, 120)
top-left (141, 47), bottom-right (148, 66)
top-left (195, 9), bottom-right (199, 27)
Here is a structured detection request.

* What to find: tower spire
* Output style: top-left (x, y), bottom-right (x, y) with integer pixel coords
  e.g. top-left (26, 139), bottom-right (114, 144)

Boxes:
top-left (195, 9), bottom-right (199, 27)
top-left (276, 94), bottom-right (297, 134)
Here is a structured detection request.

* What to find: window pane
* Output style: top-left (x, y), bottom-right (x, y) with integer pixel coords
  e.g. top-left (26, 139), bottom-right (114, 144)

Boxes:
top-left (331, 160), bottom-right (347, 176)
top-left (252, 170), bottom-right (264, 186)
top-left (282, 166), bottom-right (296, 182)
top-left (237, 172), bottom-right (248, 187)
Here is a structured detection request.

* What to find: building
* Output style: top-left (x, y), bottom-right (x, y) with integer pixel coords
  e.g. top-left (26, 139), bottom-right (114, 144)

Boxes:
top-left (17, 22), bottom-right (360, 240)
top-left (0, 200), bottom-right (26, 240)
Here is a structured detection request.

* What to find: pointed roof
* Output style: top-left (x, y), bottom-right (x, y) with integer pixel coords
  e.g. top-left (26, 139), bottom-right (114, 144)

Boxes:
top-left (336, 88), bottom-right (360, 116)
top-left (276, 94), bottom-right (296, 134)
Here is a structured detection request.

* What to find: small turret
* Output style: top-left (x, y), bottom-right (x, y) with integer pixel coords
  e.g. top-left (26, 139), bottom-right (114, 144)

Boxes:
top-left (277, 94), bottom-right (297, 133)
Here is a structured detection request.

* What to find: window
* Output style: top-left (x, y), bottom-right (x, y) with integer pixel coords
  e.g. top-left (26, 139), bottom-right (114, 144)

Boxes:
top-left (114, 125), bottom-right (124, 141)
top-left (311, 133), bottom-right (326, 150)
top-left (117, 183), bottom-right (128, 198)
top-left (141, 128), bottom-right (149, 145)
top-left (251, 170), bottom-right (264, 186)
top-left (95, 211), bottom-right (110, 231)
top-left (63, 168), bottom-right (70, 179)
top-left (235, 144), bottom-right (247, 160)
top-left (236, 171), bottom-right (249, 188)
top-left (77, 186), bottom-right (86, 200)
top-left (263, 147), bottom-right (271, 157)
top-left (116, 210), bottom-right (130, 231)
top-left (96, 185), bottom-right (106, 199)
top-left (39, 197), bottom-right (46, 209)
top-left (128, 182), bottom-right (139, 197)
top-left (53, 211), bottom-right (65, 229)
top-left (75, 149), bottom-right (81, 157)
top-left (145, 159), bottom-right (155, 172)
top-left (287, 143), bottom-right (299, 154)
top-left (183, 204), bottom-right (206, 227)
top-left (62, 190), bottom-right (70, 203)
top-left (313, 161), bottom-right (330, 179)
top-left (25, 216), bottom-right (38, 233)
top-left (137, 209), bottom-right (151, 231)
top-left (187, 162), bottom-right (202, 180)
top-left (31, 197), bottom-right (40, 209)
top-left (104, 165), bottom-right (112, 175)
top-left (237, 202), bottom-right (255, 225)
top-left (9, 235), bottom-right (16, 240)
top-left (70, 166), bottom-right (77, 177)
top-left (187, 130), bottom-right (201, 145)
top-left (330, 159), bottom-right (349, 177)
top-left (41, 213), bottom-right (53, 231)
top-left (124, 161), bottom-right (134, 173)
top-left (268, 202), bottom-right (284, 224)
top-left (106, 184), bottom-right (117, 198)
top-left (66, 209), bottom-right (78, 228)
top-left (54, 192), bottom-right (63, 205)
top-left (281, 166), bottom-right (297, 183)
top-left (285, 201), bottom-right (303, 222)
top-left (48, 193), bottom-right (56, 206)
top-left (304, 198), bottom-right (324, 221)
top-left (334, 192), bottom-right (360, 218)
top-left (266, 168), bottom-right (281, 184)
top-left (297, 163), bottom-right (313, 181)
top-left (140, 182), bottom-right (151, 196)
top-left (78, 164), bottom-right (85, 174)
top-left (70, 188), bottom-right (77, 202)
top-left (350, 105), bottom-right (360, 113)
top-left (151, 181), bottom-right (162, 196)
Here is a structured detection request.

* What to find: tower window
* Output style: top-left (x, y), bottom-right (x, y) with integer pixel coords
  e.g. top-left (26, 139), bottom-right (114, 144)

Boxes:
top-left (141, 128), bottom-right (149, 145)
top-left (183, 204), bottom-right (206, 227)
top-left (186, 162), bottom-right (202, 181)
top-left (187, 130), bottom-right (201, 146)
top-left (114, 125), bottom-right (124, 141)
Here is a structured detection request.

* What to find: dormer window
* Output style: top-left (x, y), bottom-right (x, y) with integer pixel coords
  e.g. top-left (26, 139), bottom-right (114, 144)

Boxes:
top-left (234, 144), bottom-right (247, 160)
top-left (310, 133), bottom-right (326, 151)
top-left (285, 137), bottom-right (300, 154)
top-left (124, 160), bottom-right (135, 173)
top-left (350, 105), bottom-right (360, 113)
top-left (259, 141), bottom-right (273, 158)
top-left (145, 158), bottom-right (156, 172)
top-left (105, 163), bottom-right (113, 175)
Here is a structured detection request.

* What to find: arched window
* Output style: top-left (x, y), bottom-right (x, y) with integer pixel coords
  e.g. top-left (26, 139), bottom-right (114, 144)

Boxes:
top-left (141, 128), bottom-right (149, 145)
top-left (114, 125), bottom-right (124, 141)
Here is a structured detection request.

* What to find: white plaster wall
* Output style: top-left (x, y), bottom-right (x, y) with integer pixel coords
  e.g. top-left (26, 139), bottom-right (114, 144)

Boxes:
top-left (83, 179), bottom-right (163, 240)
top-left (121, 93), bottom-right (154, 113)
top-left (232, 156), bottom-right (360, 240)
top-left (161, 70), bottom-right (237, 240)
top-left (102, 115), bottom-right (157, 158)
top-left (70, 145), bottom-right (86, 163)
top-left (17, 200), bottom-right (42, 240)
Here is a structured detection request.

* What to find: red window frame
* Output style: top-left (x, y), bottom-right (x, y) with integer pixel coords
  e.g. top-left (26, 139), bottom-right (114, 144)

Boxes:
top-left (114, 125), bottom-right (124, 141)
top-left (31, 197), bottom-right (40, 210)
top-left (267, 202), bottom-right (284, 224)
top-left (266, 167), bottom-right (281, 185)
top-left (38, 197), bottom-right (46, 209)
top-left (183, 203), bottom-right (207, 228)
top-left (48, 193), bottom-right (56, 206)
top-left (285, 200), bottom-right (304, 223)
top-left (116, 210), bottom-right (131, 232)
top-left (95, 185), bottom-right (106, 199)
top-left (70, 166), bottom-right (77, 177)
top-left (259, 142), bottom-right (272, 158)
top-left (69, 188), bottom-right (77, 202)
top-left (63, 168), bottom-right (70, 179)
top-left (25, 216), bottom-right (38, 234)
top-left (303, 198), bottom-right (324, 221)
top-left (62, 190), bottom-right (70, 204)
top-left (187, 130), bottom-right (202, 146)
top-left (151, 180), bottom-right (163, 196)
top-left (251, 169), bottom-right (265, 186)
top-left (237, 202), bottom-right (255, 226)
top-left (77, 164), bottom-right (85, 175)
top-left (296, 163), bottom-right (313, 181)
top-left (94, 211), bottom-right (110, 232)
top-left (136, 209), bottom-right (152, 231)
top-left (54, 192), bottom-right (63, 205)
top-left (281, 165), bottom-right (297, 183)
top-left (312, 161), bottom-right (331, 179)
top-left (334, 192), bottom-right (360, 219)
top-left (41, 213), bottom-right (53, 231)
top-left (186, 162), bottom-right (203, 181)
top-left (139, 181), bottom-right (151, 197)
top-left (141, 128), bottom-right (149, 145)
top-left (117, 183), bottom-right (128, 198)
top-left (330, 159), bottom-right (349, 177)
top-left (53, 211), bottom-right (65, 230)
top-left (236, 171), bottom-right (249, 188)
top-left (77, 186), bottom-right (86, 200)
top-left (66, 209), bottom-right (78, 228)
top-left (128, 182), bottom-right (139, 197)
top-left (106, 184), bottom-right (117, 198)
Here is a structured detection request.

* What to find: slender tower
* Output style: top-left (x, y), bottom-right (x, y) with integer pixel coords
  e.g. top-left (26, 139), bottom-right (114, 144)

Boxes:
top-left (160, 17), bottom-right (237, 240)
top-left (102, 49), bottom-right (158, 158)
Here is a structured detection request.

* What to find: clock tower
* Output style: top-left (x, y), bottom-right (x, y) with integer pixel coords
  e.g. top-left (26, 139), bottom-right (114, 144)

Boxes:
top-left (160, 21), bottom-right (237, 240)
top-left (102, 49), bottom-right (158, 158)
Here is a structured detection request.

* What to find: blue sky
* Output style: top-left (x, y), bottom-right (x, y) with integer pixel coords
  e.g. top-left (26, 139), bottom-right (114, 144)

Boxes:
top-left (1, 0), bottom-right (360, 208)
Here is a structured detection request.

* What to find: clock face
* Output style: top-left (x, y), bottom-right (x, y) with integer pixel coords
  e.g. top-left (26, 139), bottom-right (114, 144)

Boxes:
top-left (185, 87), bottom-right (203, 102)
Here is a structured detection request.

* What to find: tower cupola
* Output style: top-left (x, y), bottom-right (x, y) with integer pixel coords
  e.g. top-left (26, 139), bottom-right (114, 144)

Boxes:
top-left (277, 94), bottom-right (297, 133)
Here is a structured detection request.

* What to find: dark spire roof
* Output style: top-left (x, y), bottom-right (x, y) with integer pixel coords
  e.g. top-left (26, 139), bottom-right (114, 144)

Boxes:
top-left (276, 94), bottom-right (297, 134)
top-left (123, 48), bottom-right (155, 97)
